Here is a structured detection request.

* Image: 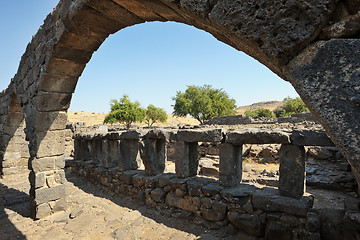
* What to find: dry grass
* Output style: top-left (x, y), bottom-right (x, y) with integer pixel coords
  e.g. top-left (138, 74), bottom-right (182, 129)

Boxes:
top-left (67, 111), bottom-right (199, 127)
top-left (236, 101), bottom-right (285, 115)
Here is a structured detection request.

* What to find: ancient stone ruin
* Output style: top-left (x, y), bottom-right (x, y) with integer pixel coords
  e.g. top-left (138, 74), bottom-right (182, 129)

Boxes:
top-left (1, 0), bottom-right (360, 239)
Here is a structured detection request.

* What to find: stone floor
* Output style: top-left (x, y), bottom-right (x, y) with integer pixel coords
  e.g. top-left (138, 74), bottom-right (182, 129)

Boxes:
top-left (0, 171), bottom-right (224, 240)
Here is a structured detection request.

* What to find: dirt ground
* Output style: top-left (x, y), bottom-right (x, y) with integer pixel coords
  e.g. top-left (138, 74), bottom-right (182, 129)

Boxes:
top-left (0, 171), bottom-right (225, 240)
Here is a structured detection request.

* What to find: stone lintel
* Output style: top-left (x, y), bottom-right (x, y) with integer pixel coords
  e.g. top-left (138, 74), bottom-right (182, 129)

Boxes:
top-left (177, 128), bottom-right (223, 143)
top-left (226, 128), bottom-right (291, 145)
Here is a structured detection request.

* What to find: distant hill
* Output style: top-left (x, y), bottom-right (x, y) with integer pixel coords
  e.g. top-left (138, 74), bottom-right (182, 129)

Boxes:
top-left (236, 101), bottom-right (285, 116)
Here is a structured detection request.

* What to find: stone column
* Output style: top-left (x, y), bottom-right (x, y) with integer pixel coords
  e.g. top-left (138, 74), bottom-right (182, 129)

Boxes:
top-left (91, 138), bottom-right (102, 166)
top-left (107, 139), bottom-right (120, 169)
top-left (219, 143), bottom-right (243, 187)
top-left (73, 138), bottom-right (82, 161)
top-left (27, 111), bottom-right (68, 219)
top-left (82, 139), bottom-right (92, 161)
top-left (278, 144), bottom-right (305, 199)
top-left (174, 141), bottom-right (198, 178)
top-left (140, 138), bottom-right (166, 176)
top-left (119, 139), bottom-right (139, 171)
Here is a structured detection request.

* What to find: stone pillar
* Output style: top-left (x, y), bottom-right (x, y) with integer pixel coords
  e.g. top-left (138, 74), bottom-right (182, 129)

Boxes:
top-left (91, 139), bottom-right (102, 166)
top-left (278, 144), bottom-right (305, 199)
top-left (119, 139), bottom-right (139, 171)
top-left (101, 139), bottom-right (109, 168)
top-left (74, 139), bottom-right (82, 161)
top-left (107, 139), bottom-right (120, 169)
top-left (82, 139), bottom-right (92, 161)
top-left (174, 141), bottom-right (198, 178)
top-left (140, 138), bottom-right (165, 176)
top-left (28, 111), bottom-right (68, 219)
top-left (219, 143), bottom-right (243, 187)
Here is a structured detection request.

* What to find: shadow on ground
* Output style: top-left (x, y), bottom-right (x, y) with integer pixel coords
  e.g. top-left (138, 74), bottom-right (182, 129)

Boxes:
top-left (0, 182), bottom-right (28, 239)
top-left (65, 170), bottom-right (226, 239)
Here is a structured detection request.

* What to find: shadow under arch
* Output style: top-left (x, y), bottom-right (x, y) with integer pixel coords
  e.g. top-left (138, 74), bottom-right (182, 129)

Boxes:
top-left (0, 91), bottom-right (29, 176)
top-left (8, 0), bottom-right (360, 218)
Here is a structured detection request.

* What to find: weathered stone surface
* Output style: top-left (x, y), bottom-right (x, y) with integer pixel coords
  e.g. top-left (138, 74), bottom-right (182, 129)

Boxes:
top-left (209, 0), bottom-right (337, 67)
top-left (165, 192), bottom-right (200, 213)
top-left (30, 156), bottom-right (64, 173)
top-left (226, 129), bottom-right (291, 145)
top-left (35, 130), bottom-right (65, 158)
top-left (221, 184), bottom-right (258, 206)
top-left (119, 140), bottom-right (139, 171)
top-left (320, 11), bottom-right (360, 39)
top-left (145, 129), bottom-right (176, 141)
top-left (174, 141), bottom-right (198, 178)
top-left (278, 144), bottom-right (305, 199)
top-left (120, 130), bottom-right (146, 140)
top-left (34, 184), bottom-right (65, 205)
top-left (285, 39), bottom-right (360, 194)
top-left (265, 221), bottom-right (292, 240)
top-left (202, 182), bottom-right (222, 197)
top-left (219, 143), bottom-right (242, 187)
top-left (177, 129), bottom-right (223, 143)
top-left (151, 188), bottom-right (167, 203)
top-left (252, 187), bottom-right (313, 216)
top-left (140, 138), bottom-right (165, 176)
top-left (228, 212), bottom-right (263, 236)
top-left (290, 130), bottom-right (334, 146)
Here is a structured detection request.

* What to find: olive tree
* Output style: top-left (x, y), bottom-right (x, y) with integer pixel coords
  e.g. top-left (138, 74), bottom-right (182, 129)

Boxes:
top-left (145, 104), bottom-right (168, 127)
top-left (104, 95), bottom-right (146, 129)
top-left (172, 85), bottom-right (237, 124)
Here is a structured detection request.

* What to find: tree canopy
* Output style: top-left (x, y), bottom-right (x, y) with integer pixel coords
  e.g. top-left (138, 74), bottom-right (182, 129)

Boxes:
top-left (172, 85), bottom-right (237, 124)
top-left (145, 104), bottom-right (168, 127)
top-left (274, 97), bottom-right (309, 117)
top-left (103, 95), bottom-right (146, 129)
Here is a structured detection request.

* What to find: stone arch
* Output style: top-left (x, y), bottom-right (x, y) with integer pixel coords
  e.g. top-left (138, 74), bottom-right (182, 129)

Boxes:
top-left (5, 0), bottom-right (360, 218)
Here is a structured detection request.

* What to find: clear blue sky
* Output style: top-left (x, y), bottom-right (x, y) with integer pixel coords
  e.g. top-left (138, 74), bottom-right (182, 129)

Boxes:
top-left (0, 0), bottom-right (299, 114)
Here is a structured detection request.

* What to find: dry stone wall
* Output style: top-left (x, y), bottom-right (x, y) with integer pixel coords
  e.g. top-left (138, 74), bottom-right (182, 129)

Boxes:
top-left (67, 127), bottom-right (360, 239)
top-left (0, 0), bottom-right (360, 219)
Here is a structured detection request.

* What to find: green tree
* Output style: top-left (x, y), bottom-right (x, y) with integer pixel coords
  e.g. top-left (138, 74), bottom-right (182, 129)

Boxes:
top-left (245, 108), bottom-right (275, 118)
top-left (274, 97), bottom-right (309, 117)
top-left (145, 104), bottom-right (168, 127)
top-left (172, 85), bottom-right (237, 124)
top-left (104, 95), bottom-right (146, 129)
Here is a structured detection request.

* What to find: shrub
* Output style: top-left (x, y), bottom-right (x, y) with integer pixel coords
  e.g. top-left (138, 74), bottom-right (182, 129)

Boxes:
top-left (245, 108), bottom-right (275, 118)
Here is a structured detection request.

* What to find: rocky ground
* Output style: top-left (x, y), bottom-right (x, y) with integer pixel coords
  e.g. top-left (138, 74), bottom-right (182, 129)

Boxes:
top-left (0, 171), bottom-right (227, 240)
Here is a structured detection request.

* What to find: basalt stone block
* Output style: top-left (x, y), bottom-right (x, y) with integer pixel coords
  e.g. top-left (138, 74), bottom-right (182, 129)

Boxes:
top-left (91, 139), bottom-right (102, 165)
top-left (35, 130), bottom-right (65, 158)
top-left (219, 143), bottom-right (242, 187)
top-left (279, 144), bottom-right (305, 199)
top-left (252, 187), bottom-right (313, 217)
top-left (165, 192), bottom-right (200, 213)
top-left (119, 140), bottom-right (139, 171)
top-left (33, 184), bottom-right (65, 205)
top-left (177, 128), bottom-right (223, 143)
top-left (81, 140), bottom-right (92, 161)
top-left (290, 130), bottom-right (335, 146)
top-left (202, 182), bottom-right (222, 197)
top-left (106, 139), bottom-right (120, 169)
top-left (151, 188), bottom-right (167, 203)
top-left (174, 141), bottom-right (198, 178)
top-left (265, 221), bottom-right (292, 240)
top-left (228, 212), bottom-right (263, 236)
top-left (140, 138), bottom-right (166, 176)
top-left (145, 129), bottom-right (176, 141)
top-left (119, 130), bottom-right (146, 140)
top-left (226, 129), bottom-right (291, 145)
top-left (158, 173), bottom-right (176, 188)
top-left (221, 184), bottom-right (258, 206)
